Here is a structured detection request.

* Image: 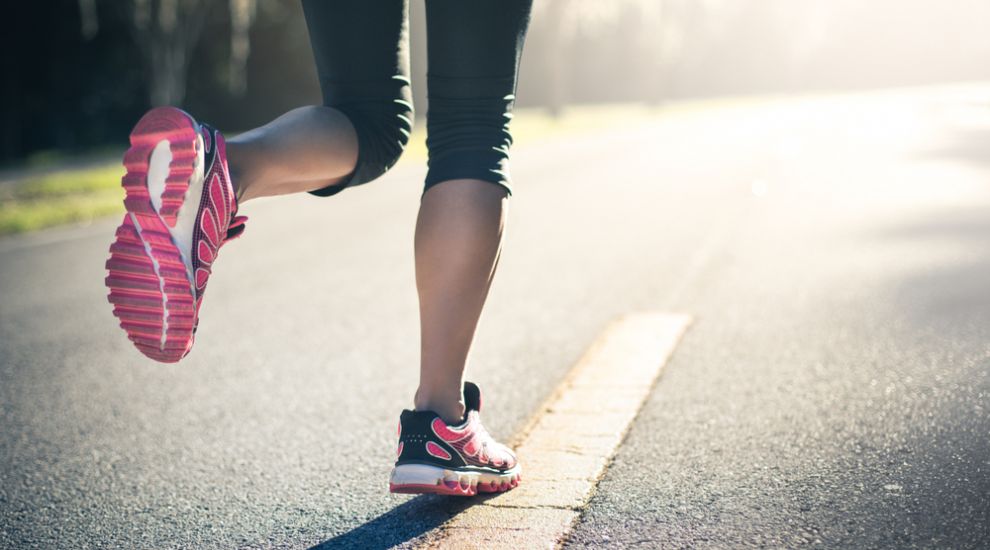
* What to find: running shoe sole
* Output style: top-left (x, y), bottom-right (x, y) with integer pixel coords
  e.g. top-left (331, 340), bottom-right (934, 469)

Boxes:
top-left (105, 107), bottom-right (202, 363)
top-left (389, 463), bottom-right (522, 497)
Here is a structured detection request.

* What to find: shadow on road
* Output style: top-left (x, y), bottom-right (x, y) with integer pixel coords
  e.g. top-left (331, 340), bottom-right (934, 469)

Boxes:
top-left (309, 493), bottom-right (483, 549)
top-left (889, 119), bottom-right (990, 331)
top-left (886, 210), bottom-right (990, 316)
top-left (826, 199), bottom-right (990, 547)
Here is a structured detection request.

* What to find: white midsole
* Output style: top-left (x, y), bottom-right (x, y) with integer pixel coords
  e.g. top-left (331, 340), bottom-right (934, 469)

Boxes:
top-left (390, 463), bottom-right (521, 487)
top-left (146, 140), bottom-right (171, 219)
top-left (146, 131), bottom-right (205, 295)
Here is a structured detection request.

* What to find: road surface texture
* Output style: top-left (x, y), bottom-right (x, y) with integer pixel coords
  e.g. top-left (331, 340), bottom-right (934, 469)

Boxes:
top-left (2, 84), bottom-right (989, 548)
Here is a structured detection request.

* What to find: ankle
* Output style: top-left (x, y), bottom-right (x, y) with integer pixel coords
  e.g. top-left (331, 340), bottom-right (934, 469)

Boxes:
top-left (414, 388), bottom-right (466, 425)
top-left (224, 141), bottom-right (253, 203)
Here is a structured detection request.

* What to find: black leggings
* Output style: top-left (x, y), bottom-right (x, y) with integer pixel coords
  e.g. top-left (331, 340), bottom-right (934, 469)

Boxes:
top-left (300, 0), bottom-right (533, 199)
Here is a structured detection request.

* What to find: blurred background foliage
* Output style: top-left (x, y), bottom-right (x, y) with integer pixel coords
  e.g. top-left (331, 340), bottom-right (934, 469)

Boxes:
top-left (3, 0), bottom-right (990, 164)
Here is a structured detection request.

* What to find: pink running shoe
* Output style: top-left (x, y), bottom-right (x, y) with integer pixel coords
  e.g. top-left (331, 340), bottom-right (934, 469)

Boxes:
top-left (105, 106), bottom-right (247, 363)
top-left (390, 382), bottom-right (522, 496)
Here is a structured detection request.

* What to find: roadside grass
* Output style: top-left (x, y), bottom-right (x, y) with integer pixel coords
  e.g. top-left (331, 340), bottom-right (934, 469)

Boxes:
top-left (0, 98), bottom-right (759, 236)
top-left (0, 164), bottom-right (125, 235)
top-left (0, 189), bottom-right (124, 235)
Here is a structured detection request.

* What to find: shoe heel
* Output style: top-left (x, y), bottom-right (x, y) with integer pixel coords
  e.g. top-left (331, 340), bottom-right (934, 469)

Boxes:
top-left (123, 106), bottom-right (199, 227)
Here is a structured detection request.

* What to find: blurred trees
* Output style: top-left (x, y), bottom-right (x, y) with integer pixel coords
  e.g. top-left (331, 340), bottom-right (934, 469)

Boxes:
top-left (1, 0), bottom-right (315, 163)
top-left (128, 0), bottom-right (211, 107)
top-left (87, 0), bottom-right (257, 107)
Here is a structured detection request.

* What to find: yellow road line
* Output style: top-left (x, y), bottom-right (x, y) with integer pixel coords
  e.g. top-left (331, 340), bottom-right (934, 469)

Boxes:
top-left (418, 312), bottom-right (692, 549)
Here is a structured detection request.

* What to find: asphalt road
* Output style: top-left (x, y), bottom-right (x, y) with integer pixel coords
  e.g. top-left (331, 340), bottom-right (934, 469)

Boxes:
top-left (2, 85), bottom-right (989, 549)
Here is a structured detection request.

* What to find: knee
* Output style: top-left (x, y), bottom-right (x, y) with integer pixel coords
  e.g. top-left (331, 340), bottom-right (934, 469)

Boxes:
top-left (334, 97), bottom-right (414, 186)
top-left (424, 77), bottom-right (517, 196)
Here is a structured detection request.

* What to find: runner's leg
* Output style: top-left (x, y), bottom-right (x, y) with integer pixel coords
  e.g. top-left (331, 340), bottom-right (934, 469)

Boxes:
top-left (414, 0), bottom-right (533, 423)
